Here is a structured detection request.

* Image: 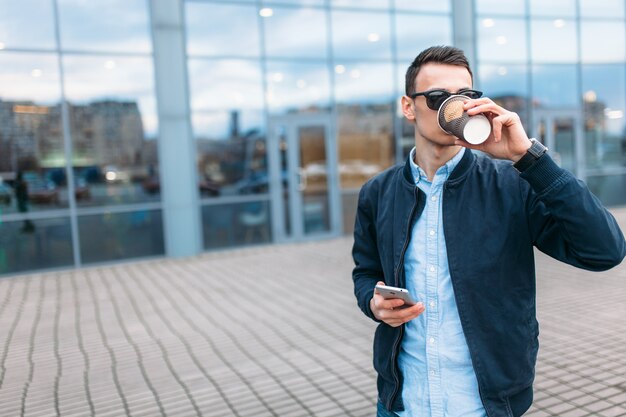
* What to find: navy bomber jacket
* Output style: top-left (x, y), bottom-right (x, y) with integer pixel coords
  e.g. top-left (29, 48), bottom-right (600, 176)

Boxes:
top-left (352, 149), bottom-right (626, 417)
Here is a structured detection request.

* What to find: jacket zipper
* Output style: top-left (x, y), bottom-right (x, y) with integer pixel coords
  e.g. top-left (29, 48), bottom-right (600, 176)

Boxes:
top-left (388, 186), bottom-right (419, 410)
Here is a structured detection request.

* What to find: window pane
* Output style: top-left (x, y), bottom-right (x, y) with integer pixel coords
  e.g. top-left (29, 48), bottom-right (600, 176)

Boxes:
top-left (188, 59), bottom-right (263, 112)
top-left (263, 7), bottom-right (328, 59)
top-left (532, 65), bottom-right (578, 108)
top-left (0, 52), bottom-right (67, 213)
top-left (189, 59), bottom-right (266, 197)
top-left (478, 64), bottom-right (529, 127)
top-left (531, 19), bottom-right (577, 63)
top-left (477, 18), bottom-right (528, 63)
top-left (581, 21), bottom-right (625, 63)
top-left (185, 2), bottom-right (260, 57)
top-left (331, 10), bottom-right (391, 60)
top-left (265, 0), bottom-right (324, 5)
top-left (587, 174), bottom-right (626, 206)
top-left (529, 0), bottom-right (576, 17)
top-left (78, 210), bottom-right (164, 264)
top-left (395, 0), bottom-right (450, 13)
top-left (0, 0), bottom-right (56, 50)
top-left (0, 217), bottom-right (73, 275)
top-left (475, 0), bottom-right (526, 16)
top-left (580, 0), bottom-right (625, 18)
top-left (266, 61), bottom-right (331, 114)
top-left (58, 0), bottom-right (151, 53)
top-left (395, 14), bottom-right (452, 61)
top-left (63, 56), bottom-right (159, 207)
top-left (202, 201), bottom-right (271, 249)
top-left (335, 63), bottom-right (395, 189)
top-left (331, 0), bottom-right (390, 9)
top-left (582, 65), bottom-right (626, 170)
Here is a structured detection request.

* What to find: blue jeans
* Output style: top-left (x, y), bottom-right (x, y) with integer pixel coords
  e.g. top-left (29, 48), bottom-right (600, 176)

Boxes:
top-left (377, 400), bottom-right (400, 417)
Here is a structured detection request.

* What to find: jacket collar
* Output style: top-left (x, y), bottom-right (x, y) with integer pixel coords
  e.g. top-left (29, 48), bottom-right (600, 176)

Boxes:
top-left (402, 146), bottom-right (476, 186)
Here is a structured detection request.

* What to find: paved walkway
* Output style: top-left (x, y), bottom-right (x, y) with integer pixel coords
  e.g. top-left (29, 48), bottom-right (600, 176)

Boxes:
top-left (0, 209), bottom-right (625, 417)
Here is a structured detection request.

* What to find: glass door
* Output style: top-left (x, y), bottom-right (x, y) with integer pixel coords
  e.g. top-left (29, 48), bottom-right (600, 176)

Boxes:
top-left (268, 114), bottom-right (340, 242)
top-left (533, 110), bottom-right (584, 177)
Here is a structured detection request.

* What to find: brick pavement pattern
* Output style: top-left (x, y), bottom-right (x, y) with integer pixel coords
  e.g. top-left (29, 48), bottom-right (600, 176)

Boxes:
top-left (0, 209), bottom-right (625, 417)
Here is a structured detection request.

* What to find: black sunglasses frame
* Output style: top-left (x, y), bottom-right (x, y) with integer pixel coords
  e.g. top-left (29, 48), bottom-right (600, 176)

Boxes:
top-left (409, 89), bottom-right (483, 111)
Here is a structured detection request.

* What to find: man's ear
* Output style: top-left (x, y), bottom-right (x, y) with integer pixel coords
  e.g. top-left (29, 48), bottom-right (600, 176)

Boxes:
top-left (401, 96), bottom-right (416, 121)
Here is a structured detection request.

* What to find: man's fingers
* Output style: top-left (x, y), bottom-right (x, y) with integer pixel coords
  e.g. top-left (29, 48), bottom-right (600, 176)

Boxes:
top-left (379, 302), bottom-right (425, 323)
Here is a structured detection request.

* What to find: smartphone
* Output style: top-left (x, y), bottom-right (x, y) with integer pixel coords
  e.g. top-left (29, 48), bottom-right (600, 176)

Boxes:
top-left (375, 284), bottom-right (417, 307)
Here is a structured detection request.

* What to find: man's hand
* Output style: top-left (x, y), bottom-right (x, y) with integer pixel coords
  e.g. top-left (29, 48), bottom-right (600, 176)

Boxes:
top-left (458, 98), bottom-right (532, 162)
top-left (370, 281), bottom-right (425, 327)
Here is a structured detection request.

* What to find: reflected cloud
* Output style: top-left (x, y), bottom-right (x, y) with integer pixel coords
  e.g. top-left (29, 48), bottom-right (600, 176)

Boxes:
top-left (186, 2), bottom-right (260, 57)
top-left (266, 61), bottom-right (330, 113)
top-left (581, 21), bottom-right (625, 63)
top-left (188, 59), bottom-right (264, 111)
top-left (395, 14), bottom-right (452, 60)
top-left (334, 62), bottom-right (394, 104)
top-left (58, 0), bottom-right (151, 53)
top-left (263, 7), bottom-right (328, 59)
top-left (332, 10), bottom-right (391, 59)
top-left (0, 52), bottom-right (61, 103)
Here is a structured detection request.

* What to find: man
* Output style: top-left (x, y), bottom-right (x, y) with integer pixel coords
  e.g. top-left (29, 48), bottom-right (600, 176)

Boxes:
top-left (351, 46), bottom-right (626, 417)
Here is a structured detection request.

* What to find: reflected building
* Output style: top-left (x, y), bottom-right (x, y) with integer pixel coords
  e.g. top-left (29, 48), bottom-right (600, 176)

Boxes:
top-left (1, 0), bottom-right (626, 275)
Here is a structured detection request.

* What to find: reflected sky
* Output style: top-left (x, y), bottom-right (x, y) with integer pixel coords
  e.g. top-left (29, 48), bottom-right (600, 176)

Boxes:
top-left (581, 21), bottom-right (626, 63)
top-left (266, 61), bottom-right (330, 113)
top-left (478, 64), bottom-right (528, 99)
top-left (532, 65), bottom-right (578, 108)
top-left (580, 0), bottom-right (625, 18)
top-left (582, 64), bottom-right (626, 135)
top-left (58, 0), bottom-right (151, 53)
top-left (395, 0), bottom-right (450, 13)
top-left (0, 52), bottom-right (60, 103)
top-left (62, 55), bottom-right (157, 136)
top-left (529, 0), bottom-right (576, 17)
top-left (186, 2), bottom-right (260, 57)
top-left (477, 18), bottom-right (527, 63)
top-left (334, 62), bottom-right (394, 104)
top-left (331, 10), bottom-right (391, 59)
top-left (0, 0), bottom-right (56, 50)
top-left (331, 0), bottom-right (390, 9)
top-left (475, 0), bottom-right (525, 16)
top-left (531, 19), bottom-right (577, 63)
top-left (395, 14), bottom-right (452, 61)
top-left (264, 0), bottom-right (324, 5)
top-left (188, 59), bottom-right (264, 111)
top-left (263, 7), bottom-right (328, 59)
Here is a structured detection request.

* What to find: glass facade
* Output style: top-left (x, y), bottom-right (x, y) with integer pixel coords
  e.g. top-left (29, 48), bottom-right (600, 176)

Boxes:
top-left (1, 0), bottom-right (625, 275)
top-left (0, 0), bottom-right (163, 275)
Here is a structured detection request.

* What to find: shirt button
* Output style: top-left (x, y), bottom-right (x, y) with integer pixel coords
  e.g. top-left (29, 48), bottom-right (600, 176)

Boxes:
top-left (429, 337), bottom-right (435, 344)
top-left (429, 230), bottom-right (435, 236)
top-left (430, 370), bottom-right (436, 376)
top-left (429, 301), bottom-right (435, 308)
top-left (431, 195), bottom-right (437, 201)
top-left (429, 266), bottom-right (436, 272)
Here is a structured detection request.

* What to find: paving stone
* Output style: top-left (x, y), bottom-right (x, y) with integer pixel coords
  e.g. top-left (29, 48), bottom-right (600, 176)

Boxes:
top-left (0, 208), bottom-right (624, 417)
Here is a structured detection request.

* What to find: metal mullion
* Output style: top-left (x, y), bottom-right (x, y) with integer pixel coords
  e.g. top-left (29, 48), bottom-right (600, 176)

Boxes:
top-left (52, 0), bottom-right (82, 268)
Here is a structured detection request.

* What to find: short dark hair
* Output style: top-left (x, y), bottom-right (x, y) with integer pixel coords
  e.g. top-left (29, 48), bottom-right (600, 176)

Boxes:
top-left (405, 45), bottom-right (473, 96)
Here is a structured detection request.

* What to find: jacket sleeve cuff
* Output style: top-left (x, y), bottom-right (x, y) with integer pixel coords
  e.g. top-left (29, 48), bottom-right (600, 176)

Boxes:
top-left (519, 153), bottom-right (571, 194)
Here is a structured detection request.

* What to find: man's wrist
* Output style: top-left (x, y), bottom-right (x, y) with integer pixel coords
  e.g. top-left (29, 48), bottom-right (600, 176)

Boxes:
top-left (513, 138), bottom-right (549, 172)
top-left (511, 138), bottom-right (533, 163)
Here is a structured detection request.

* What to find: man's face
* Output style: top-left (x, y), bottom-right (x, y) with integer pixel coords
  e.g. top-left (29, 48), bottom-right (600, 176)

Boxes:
top-left (402, 62), bottom-right (473, 146)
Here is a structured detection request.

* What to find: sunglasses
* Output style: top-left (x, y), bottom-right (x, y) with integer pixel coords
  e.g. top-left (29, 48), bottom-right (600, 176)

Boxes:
top-left (409, 89), bottom-right (483, 111)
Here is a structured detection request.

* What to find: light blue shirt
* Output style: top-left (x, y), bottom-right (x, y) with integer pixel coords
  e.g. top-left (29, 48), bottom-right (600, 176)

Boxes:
top-left (397, 147), bottom-right (487, 417)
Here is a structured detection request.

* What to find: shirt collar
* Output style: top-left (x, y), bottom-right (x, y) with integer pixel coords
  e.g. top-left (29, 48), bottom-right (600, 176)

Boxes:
top-left (409, 146), bottom-right (466, 184)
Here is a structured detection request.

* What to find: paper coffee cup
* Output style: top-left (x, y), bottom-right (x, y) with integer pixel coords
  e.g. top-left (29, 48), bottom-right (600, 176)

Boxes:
top-left (437, 95), bottom-right (491, 145)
